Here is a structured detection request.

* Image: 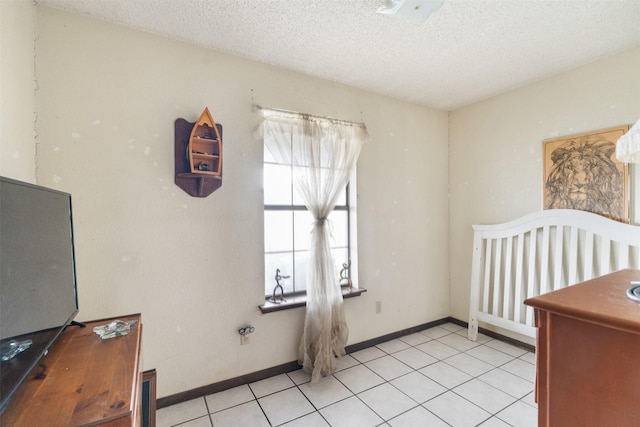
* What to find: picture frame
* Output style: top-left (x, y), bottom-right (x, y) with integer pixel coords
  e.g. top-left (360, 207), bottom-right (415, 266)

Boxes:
top-left (543, 125), bottom-right (630, 223)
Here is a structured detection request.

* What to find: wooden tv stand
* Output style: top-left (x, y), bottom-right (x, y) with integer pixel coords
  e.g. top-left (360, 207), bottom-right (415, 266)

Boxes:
top-left (0, 314), bottom-right (145, 426)
top-left (525, 269), bottom-right (640, 427)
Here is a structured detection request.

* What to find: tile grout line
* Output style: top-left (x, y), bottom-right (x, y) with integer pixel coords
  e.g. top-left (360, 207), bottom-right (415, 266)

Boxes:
top-left (248, 382), bottom-right (275, 427)
top-left (201, 396), bottom-right (214, 427)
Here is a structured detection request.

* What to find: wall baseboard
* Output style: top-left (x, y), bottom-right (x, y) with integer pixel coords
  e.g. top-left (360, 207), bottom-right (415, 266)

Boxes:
top-left (343, 317), bottom-right (451, 354)
top-left (157, 316), bottom-right (533, 409)
top-left (156, 360), bottom-right (301, 408)
top-left (448, 317), bottom-right (535, 353)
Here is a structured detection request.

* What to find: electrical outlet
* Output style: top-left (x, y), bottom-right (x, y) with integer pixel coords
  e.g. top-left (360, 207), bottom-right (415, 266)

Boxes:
top-left (241, 335), bottom-right (250, 345)
top-left (375, 301), bottom-right (382, 314)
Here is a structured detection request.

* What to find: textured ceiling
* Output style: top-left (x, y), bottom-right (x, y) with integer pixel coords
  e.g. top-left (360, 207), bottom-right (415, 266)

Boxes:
top-left (36, 0), bottom-right (640, 110)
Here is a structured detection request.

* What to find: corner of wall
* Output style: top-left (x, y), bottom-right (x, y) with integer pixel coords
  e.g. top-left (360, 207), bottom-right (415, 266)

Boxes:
top-left (446, 109), bottom-right (454, 317)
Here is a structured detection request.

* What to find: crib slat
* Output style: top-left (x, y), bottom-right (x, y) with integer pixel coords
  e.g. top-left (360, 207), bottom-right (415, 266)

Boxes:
top-left (553, 225), bottom-right (564, 291)
top-left (540, 226), bottom-right (550, 295)
top-left (584, 231), bottom-right (594, 280)
top-left (568, 226), bottom-right (578, 285)
top-left (502, 236), bottom-right (514, 320)
top-left (492, 238), bottom-right (503, 316)
top-left (525, 230), bottom-right (537, 326)
top-left (482, 239), bottom-right (492, 313)
top-left (601, 238), bottom-right (611, 274)
top-left (513, 233), bottom-right (525, 323)
top-left (618, 243), bottom-right (630, 270)
top-left (468, 230), bottom-right (485, 341)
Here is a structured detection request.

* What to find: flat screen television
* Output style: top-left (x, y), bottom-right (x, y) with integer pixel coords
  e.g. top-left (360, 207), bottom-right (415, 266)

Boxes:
top-left (0, 176), bottom-right (79, 414)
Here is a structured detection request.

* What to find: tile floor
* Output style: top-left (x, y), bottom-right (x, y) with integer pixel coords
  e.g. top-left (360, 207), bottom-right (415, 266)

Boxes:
top-left (157, 323), bottom-right (537, 427)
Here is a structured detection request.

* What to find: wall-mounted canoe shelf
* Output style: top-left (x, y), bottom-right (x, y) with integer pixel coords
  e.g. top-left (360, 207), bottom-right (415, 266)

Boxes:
top-left (175, 107), bottom-right (223, 197)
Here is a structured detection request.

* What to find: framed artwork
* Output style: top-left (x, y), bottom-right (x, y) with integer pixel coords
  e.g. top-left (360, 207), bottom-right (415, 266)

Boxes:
top-left (543, 125), bottom-right (629, 223)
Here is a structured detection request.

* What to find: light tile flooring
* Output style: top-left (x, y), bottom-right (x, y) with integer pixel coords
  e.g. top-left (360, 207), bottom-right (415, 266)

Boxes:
top-left (158, 323), bottom-right (537, 427)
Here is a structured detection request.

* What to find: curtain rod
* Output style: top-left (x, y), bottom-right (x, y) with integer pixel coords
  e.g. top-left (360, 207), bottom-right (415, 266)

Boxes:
top-left (254, 105), bottom-right (367, 129)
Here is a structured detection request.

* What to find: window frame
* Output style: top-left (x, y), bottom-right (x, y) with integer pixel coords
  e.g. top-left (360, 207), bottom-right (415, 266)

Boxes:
top-left (262, 162), bottom-right (352, 299)
top-left (259, 112), bottom-right (365, 313)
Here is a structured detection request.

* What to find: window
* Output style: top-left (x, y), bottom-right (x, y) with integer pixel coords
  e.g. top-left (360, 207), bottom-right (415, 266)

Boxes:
top-left (263, 132), bottom-right (353, 298)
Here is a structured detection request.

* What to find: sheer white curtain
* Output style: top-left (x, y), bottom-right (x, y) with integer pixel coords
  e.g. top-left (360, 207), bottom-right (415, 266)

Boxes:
top-left (261, 109), bottom-right (367, 382)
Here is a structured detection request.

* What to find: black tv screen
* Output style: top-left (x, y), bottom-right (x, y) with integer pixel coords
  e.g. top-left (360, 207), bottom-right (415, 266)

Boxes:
top-left (0, 177), bottom-right (79, 414)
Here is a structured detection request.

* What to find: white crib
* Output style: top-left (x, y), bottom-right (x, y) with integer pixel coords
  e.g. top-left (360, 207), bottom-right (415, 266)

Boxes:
top-left (468, 209), bottom-right (640, 341)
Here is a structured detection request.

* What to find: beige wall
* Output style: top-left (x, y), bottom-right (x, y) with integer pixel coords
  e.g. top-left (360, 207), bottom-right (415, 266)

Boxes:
top-left (8, 2), bottom-right (637, 400)
top-left (34, 7), bottom-right (450, 398)
top-left (1, 0), bottom-right (36, 182)
top-left (449, 48), bottom-right (640, 330)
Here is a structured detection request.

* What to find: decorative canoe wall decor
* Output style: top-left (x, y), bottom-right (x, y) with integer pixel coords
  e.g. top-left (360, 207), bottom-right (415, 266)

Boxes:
top-left (189, 107), bottom-right (222, 176)
top-left (174, 107), bottom-right (224, 198)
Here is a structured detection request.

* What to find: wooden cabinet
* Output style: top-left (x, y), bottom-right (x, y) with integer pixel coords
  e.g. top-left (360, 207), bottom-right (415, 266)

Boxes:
top-left (524, 270), bottom-right (640, 427)
top-left (0, 314), bottom-right (147, 427)
top-left (175, 107), bottom-right (224, 198)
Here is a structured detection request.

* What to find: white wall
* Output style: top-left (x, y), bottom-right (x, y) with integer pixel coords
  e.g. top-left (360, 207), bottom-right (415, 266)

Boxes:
top-left (34, 7), bottom-right (450, 398)
top-left (449, 48), bottom-right (640, 329)
top-left (0, 0), bottom-right (36, 182)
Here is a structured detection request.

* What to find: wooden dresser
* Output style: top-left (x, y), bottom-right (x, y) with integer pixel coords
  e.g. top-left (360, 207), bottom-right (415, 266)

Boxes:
top-left (0, 314), bottom-right (143, 426)
top-left (524, 269), bottom-right (640, 427)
